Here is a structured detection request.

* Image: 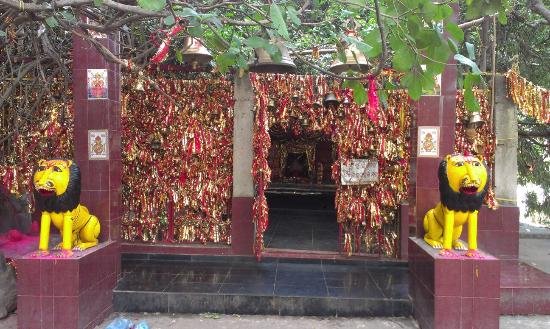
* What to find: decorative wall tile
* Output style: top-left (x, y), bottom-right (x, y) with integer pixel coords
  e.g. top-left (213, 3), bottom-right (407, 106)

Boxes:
top-left (418, 126), bottom-right (440, 158)
top-left (88, 129), bottom-right (109, 160)
top-left (87, 69), bottom-right (108, 99)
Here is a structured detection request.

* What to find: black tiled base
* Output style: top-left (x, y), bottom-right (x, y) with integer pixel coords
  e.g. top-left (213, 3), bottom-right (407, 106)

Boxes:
top-left (114, 257), bottom-right (412, 317)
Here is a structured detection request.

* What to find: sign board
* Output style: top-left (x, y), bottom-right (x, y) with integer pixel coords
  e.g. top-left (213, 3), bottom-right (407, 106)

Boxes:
top-left (341, 159), bottom-right (379, 185)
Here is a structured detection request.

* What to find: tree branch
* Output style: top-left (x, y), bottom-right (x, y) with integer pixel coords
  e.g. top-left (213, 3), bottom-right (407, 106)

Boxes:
top-left (530, 0), bottom-right (550, 25)
top-left (371, 0), bottom-right (387, 77)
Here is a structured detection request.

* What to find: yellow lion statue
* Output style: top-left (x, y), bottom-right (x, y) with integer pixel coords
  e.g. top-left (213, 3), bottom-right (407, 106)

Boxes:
top-left (423, 153), bottom-right (488, 257)
top-left (33, 159), bottom-right (100, 254)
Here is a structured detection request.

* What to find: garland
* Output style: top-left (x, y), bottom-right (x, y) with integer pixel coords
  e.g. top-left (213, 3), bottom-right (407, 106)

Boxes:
top-left (506, 67), bottom-right (550, 124)
top-left (0, 79), bottom-right (73, 209)
top-left (250, 73), bottom-right (411, 258)
top-left (454, 89), bottom-right (497, 209)
top-left (121, 72), bottom-right (234, 244)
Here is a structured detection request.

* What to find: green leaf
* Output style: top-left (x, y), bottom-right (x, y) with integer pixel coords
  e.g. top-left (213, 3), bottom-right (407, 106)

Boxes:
top-left (45, 17), bottom-right (58, 28)
top-left (498, 11), bottom-right (508, 25)
top-left (176, 7), bottom-right (200, 18)
top-left (402, 72), bottom-right (422, 100)
top-left (0, 30), bottom-right (6, 37)
top-left (434, 4), bottom-right (453, 21)
top-left (264, 43), bottom-right (282, 63)
top-left (270, 3), bottom-right (289, 39)
top-left (215, 53), bottom-right (236, 74)
top-left (445, 22), bottom-right (464, 42)
top-left (414, 29), bottom-right (439, 49)
top-left (348, 0), bottom-right (367, 7)
top-left (392, 46), bottom-right (415, 72)
top-left (61, 11), bottom-right (76, 22)
top-left (447, 39), bottom-right (459, 54)
top-left (137, 0), bottom-right (166, 12)
top-left (349, 80), bottom-right (367, 105)
top-left (454, 54), bottom-right (481, 74)
top-left (424, 42), bottom-right (451, 74)
top-left (244, 36), bottom-right (269, 49)
top-left (362, 29), bottom-right (382, 57)
top-left (464, 89), bottom-right (481, 113)
top-left (406, 16), bottom-right (421, 37)
top-left (188, 25), bottom-right (204, 37)
top-left (343, 35), bottom-right (373, 57)
top-left (175, 49), bottom-right (183, 63)
top-left (93, 0), bottom-right (103, 6)
top-left (465, 42), bottom-right (475, 60)
top-left (287, 7), bottom-right (301, 26)
top-left (164, 15), bottom-right (175, 26)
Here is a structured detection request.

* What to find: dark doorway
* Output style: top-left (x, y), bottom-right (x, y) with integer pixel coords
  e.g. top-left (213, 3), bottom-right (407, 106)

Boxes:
top-left (263, 127), bottom-right (338, 252)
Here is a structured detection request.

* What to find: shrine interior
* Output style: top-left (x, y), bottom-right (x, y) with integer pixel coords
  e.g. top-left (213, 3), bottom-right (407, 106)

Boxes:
top-left (264, 125), bottom-right (339, 252)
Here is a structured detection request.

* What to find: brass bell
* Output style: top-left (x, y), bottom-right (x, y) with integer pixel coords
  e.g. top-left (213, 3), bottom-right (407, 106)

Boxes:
top-left (249, 38), bottom-right (296, 74)
top-left (267, 99), bottom-right (276, 110)
top-left (134, 71), bottom-right (145, 91)
top-left (329, 30), bottom-right (370, 74)
top-left (301, 117), bottom-right (309, 128)
top-left (182, 37), bottom-right (213, 70)
top-left (468, 112), bottom-right (485, 128)
top-left (323, 92), bottom-right (340, 109)
top-left (465, 127), bottom-right (477, 143)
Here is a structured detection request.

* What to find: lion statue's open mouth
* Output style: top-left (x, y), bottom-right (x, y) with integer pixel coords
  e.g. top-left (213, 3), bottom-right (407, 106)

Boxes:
top-left (459, 183), bottom-right (480, 195)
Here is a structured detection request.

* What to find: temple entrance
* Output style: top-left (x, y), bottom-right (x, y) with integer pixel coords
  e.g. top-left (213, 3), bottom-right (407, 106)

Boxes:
top-left (263, 129), bottom-right (338, 252)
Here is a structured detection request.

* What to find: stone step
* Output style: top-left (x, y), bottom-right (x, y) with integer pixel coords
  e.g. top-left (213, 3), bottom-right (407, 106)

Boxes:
top-left (114, 255), bottom-right (412, 317)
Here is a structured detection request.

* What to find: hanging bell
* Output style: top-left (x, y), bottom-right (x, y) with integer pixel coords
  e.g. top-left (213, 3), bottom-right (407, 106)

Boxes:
top-left (323, 92), bottom-right (340, 109)
top-left (182, 37), bottom-right (213, 70)
top-left (267, 99), bottom-right (276, 110)
top-left (301, 117), bottom-right (309, 128)
top-left (329, 30), bottom-right (370, 74)
top-left (468, 112), bottom-right (485, 128)
top-left (249, 38), bottom-right (296, 74)
top-left (134, 71), bottom-right (145, 91)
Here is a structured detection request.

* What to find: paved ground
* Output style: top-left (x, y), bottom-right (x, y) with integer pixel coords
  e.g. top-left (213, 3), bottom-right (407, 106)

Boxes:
top-left (95, 313), bottom-right (420, 329)
top-left (2, 311), bottom-right (550, 329)
top-left (520, 238), bottom-right (550, 274)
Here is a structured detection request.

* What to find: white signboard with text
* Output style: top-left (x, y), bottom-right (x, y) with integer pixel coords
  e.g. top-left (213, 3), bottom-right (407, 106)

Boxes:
top-left (341, 159), bottom-right (379, 185)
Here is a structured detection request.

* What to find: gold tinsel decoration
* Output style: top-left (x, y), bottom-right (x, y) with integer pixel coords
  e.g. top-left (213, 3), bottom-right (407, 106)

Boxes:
top-left (506, 65), bottom-right (550, 124)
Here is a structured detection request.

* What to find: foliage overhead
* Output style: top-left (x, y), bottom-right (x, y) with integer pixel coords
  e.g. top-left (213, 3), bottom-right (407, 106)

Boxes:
top-left (0, 0), bottom-right (510, 106)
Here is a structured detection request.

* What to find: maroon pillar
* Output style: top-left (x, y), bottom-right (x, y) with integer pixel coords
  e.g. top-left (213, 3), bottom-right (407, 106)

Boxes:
top-left (412, 7), bottom-right (458, 237)
top-left (72, 33), bottom-right (122, 242)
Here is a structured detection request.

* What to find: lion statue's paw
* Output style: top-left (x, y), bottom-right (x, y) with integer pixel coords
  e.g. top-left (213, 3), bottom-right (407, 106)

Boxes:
top-left (453, 241), bottom-right (468, 251)
top-left (464, 249), bottom-right (484, 259)
top-left (31, 250), bottom-right (49, 257)
top-left (439, 249), bottom-right (460, 258)
top-left (55, 250), bottom-right (73, 258)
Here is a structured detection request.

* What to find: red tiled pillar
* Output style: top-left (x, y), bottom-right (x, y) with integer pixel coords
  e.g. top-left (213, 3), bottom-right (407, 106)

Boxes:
top-left (412, 5), bottom-right (458, 236)
top-left (72, 33), bottom-right (122, 242)
top-left (15, 32), bottom-right (122, 329)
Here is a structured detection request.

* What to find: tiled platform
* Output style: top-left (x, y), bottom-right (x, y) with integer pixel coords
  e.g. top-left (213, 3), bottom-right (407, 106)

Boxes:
top-left (264, 191), bottom-right (339, 252)
top-left (500, 260), bottom-right (550, 315)
top-left (264, 209), bottom-right (338, 251)
top-left (114, 255), bottom-right (411, 316)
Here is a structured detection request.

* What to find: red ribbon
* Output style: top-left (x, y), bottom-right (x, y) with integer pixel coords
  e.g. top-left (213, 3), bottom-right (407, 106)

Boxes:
top-left (150, 21), bottom-right (184, 63)
top-left (367, 77), bottom-right (379, 124)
